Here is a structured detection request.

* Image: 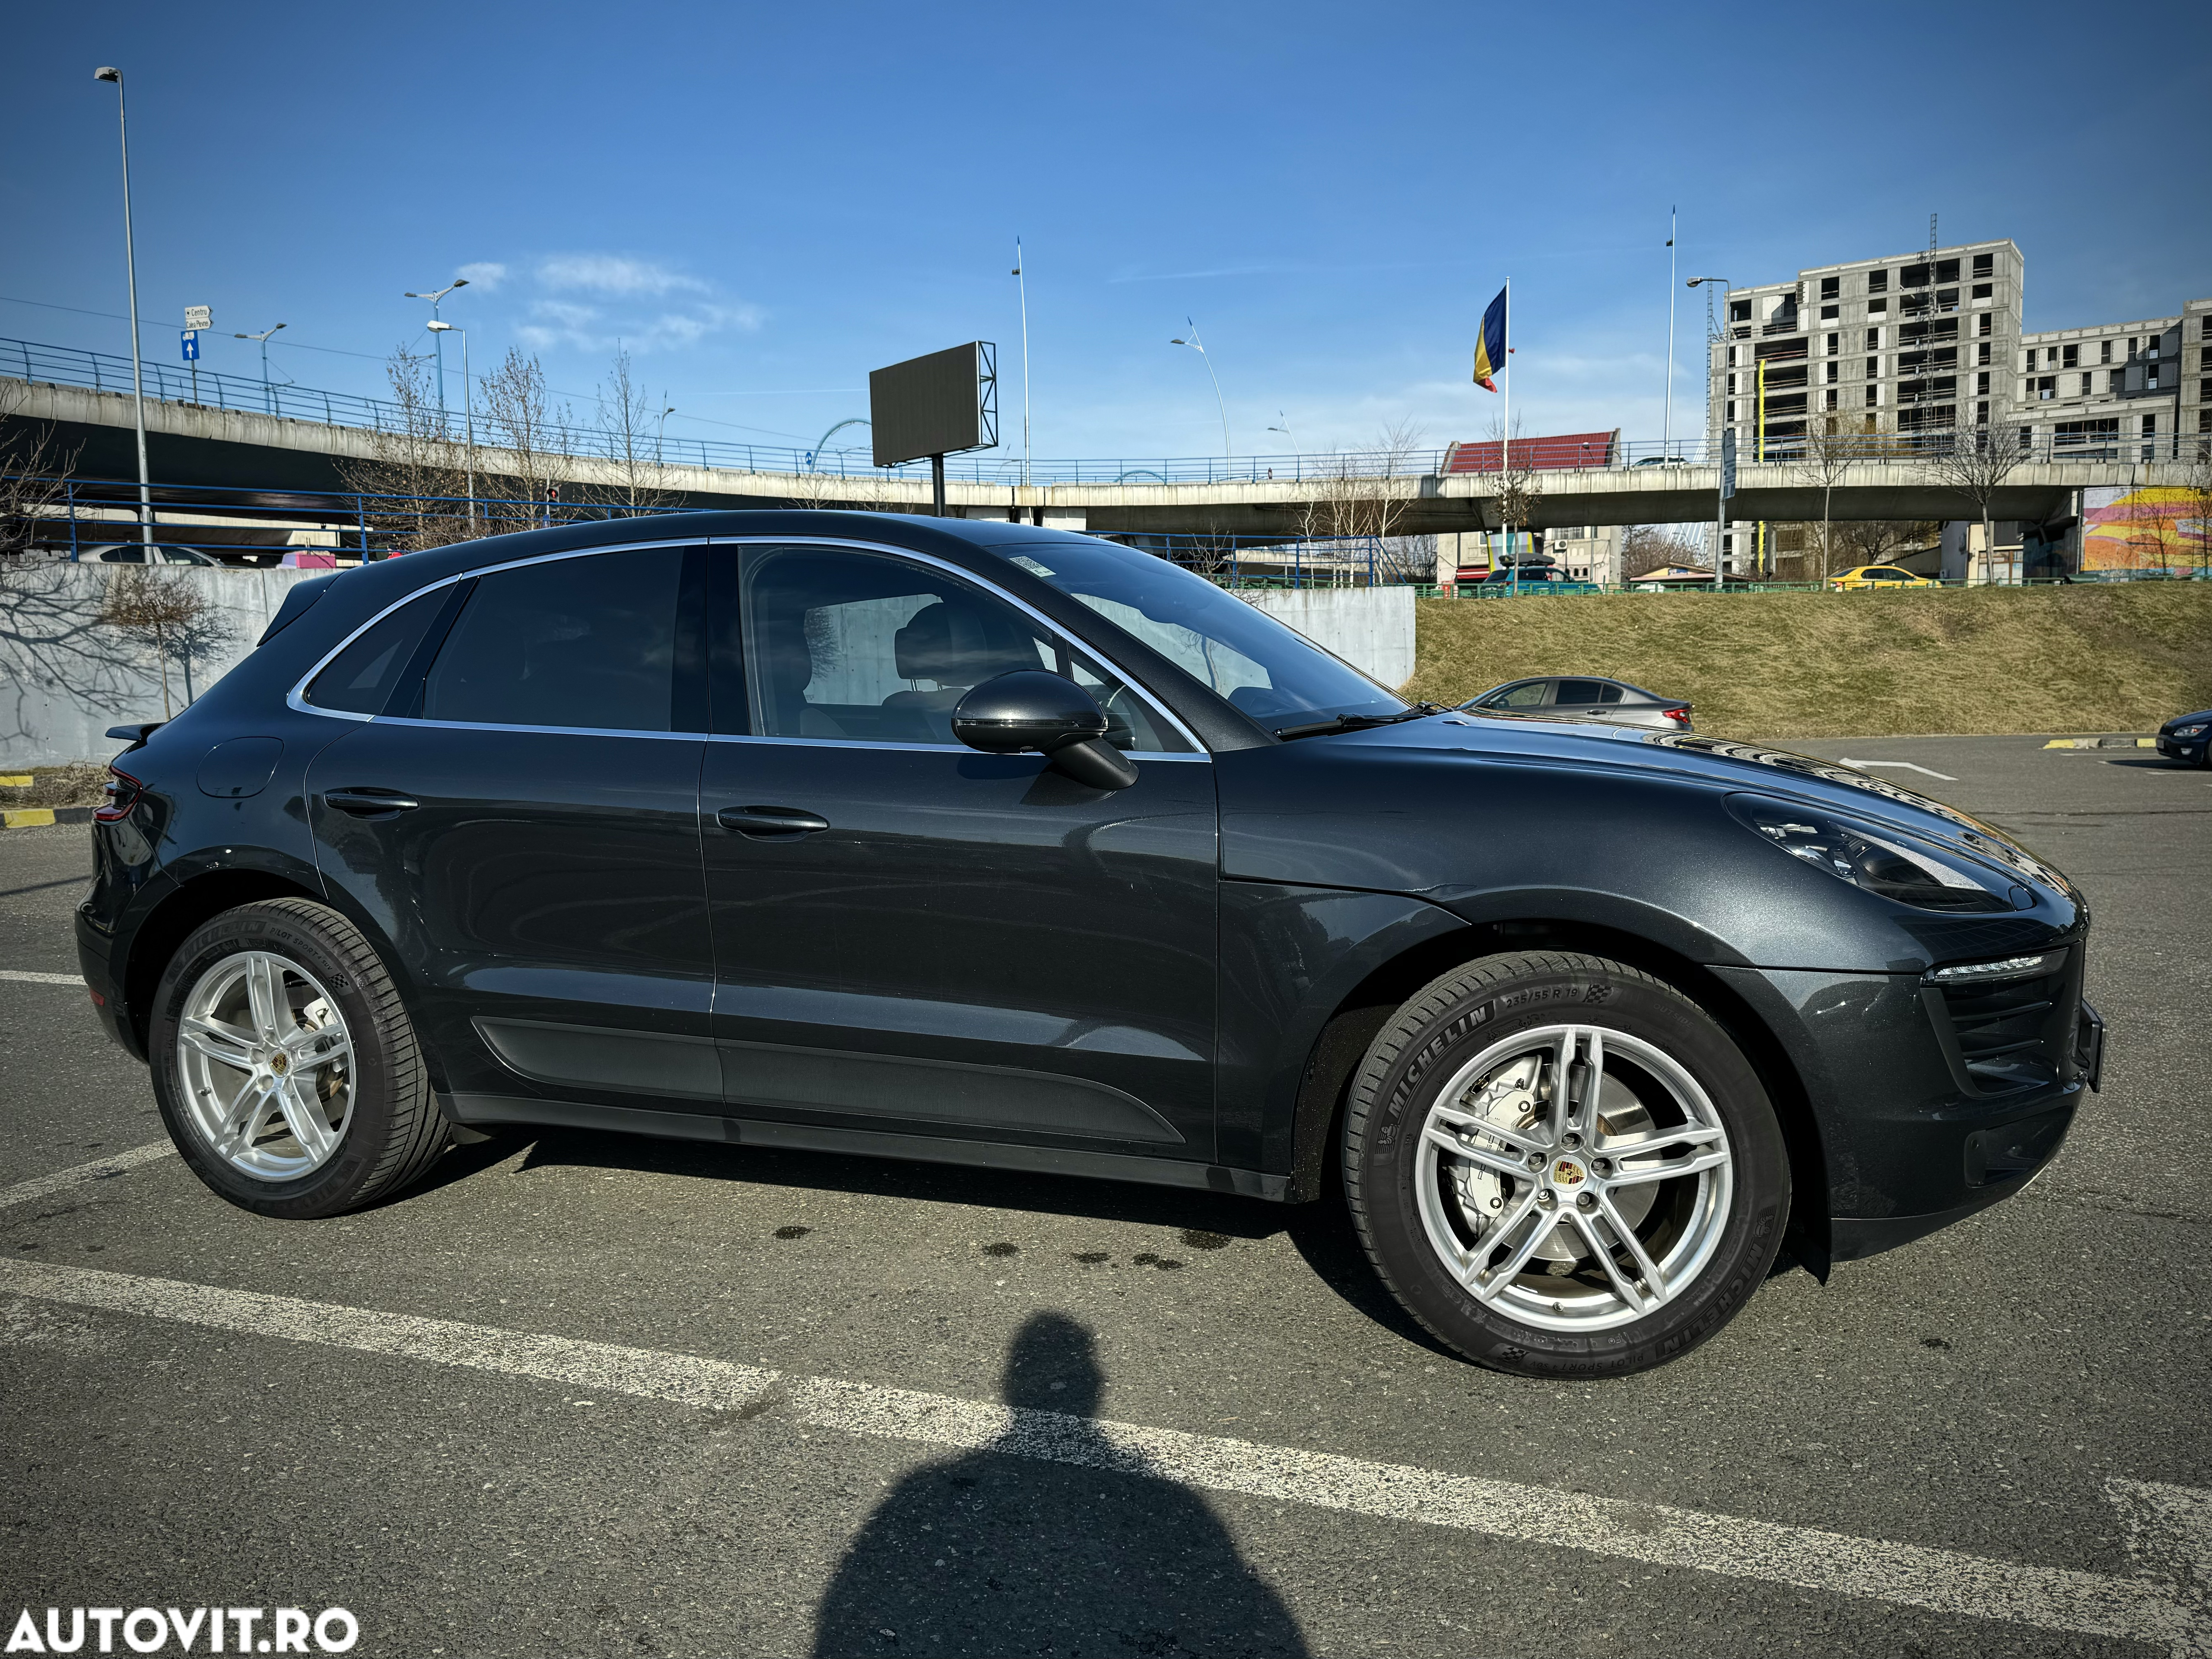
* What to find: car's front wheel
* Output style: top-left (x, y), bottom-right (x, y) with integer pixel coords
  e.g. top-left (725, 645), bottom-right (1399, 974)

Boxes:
top-left (149, 898), bottom-right (447, 1218)
top-left (1343, 951), bottom-right (1789, 1377)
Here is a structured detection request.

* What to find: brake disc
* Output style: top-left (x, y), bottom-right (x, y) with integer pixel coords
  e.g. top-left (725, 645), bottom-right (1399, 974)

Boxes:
top-left (1446, 1054), bottom-right (1658, 1263)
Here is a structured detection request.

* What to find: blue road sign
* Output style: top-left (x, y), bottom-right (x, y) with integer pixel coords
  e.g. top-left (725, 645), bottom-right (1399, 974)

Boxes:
top-left (1720, 427), bottom-right (1738, 500)
top-left (181, 330), bottom-right (201, 362)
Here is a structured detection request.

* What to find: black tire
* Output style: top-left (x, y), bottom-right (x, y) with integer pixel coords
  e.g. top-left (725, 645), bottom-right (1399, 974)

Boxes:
top-left (1343, 951), bottom-right (1789, 1378)
top-left (149, 898), bottom-right (446, 1219)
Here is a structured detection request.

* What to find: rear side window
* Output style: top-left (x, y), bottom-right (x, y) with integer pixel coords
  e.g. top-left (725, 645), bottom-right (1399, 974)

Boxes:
top-left (420, 548), bottom-right (684, 732)
top-left (1554, 679), bottom-right (1606, 705)
top-left (1596, 683), bottom-right (1626, 704)
top-left (303, 588), bottom-right (449, 715)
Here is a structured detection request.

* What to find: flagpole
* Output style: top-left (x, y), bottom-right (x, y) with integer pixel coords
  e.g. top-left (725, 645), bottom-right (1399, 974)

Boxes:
top-left (1504, 278), bottom-right (1515, 596)
top-left (1664, 209), bottom-right (1677, 459)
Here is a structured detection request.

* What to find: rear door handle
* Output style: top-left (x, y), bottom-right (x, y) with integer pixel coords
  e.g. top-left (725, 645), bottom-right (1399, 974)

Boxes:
top-left (324, 787), bottom-right (420, 817)
top-left (717, 805), bottom-right (830, 838)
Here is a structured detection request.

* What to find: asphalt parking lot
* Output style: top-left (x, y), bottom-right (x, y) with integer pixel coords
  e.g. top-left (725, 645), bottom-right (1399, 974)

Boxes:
top-left (2, 734), bottom-right (2207, 1658)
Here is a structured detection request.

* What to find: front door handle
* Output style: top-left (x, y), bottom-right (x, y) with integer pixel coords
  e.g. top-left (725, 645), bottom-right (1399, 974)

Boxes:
top-left (717, 804), bottom-right (831, 838)
top-left (324, 787), bottom-right (420, 818)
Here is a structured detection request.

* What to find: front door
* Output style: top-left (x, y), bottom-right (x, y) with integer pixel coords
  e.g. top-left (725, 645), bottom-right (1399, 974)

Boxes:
top-left (699, 542), bottom-right (1219, 1158)
top-left (306, 543), bottom-right (717, 1112)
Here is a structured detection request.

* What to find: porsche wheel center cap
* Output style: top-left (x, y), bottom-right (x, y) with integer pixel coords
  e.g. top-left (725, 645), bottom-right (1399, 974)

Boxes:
top-left (1551, 1157), bottom-right (1587, 1189)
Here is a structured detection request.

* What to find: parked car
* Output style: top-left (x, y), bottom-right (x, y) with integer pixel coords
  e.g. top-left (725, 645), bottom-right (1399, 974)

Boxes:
top-left (1828, 564), bottom-right (1935, 591)
top-left (1461, 676), bottom-right (1693, 731)
top-left (76, 542), bottom-right (219, 566)
top-left (80, 511), bottom-right (2100, 1378)
top-left (2156, 708), bottom-right (2210, 767)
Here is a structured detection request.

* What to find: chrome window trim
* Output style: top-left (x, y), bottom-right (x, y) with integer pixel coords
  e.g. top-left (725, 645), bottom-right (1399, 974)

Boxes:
top-left (284, 533), bottom-right (1208, 754)
top-left (704, 732), bottom-right (1209, 762)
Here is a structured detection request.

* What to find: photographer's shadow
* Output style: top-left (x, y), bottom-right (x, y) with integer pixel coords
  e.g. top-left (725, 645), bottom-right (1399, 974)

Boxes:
top-left (813, 1312), bottom-right (1307, 1658)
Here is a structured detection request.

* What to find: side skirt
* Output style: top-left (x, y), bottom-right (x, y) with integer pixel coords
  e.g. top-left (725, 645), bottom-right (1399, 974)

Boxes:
top-left (439, 1092), bottom-right (1291, 1201)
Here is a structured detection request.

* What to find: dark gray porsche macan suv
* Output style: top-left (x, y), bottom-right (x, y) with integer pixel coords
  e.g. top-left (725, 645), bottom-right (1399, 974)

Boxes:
top-left (78, 512), bottom-right (2103, 1376)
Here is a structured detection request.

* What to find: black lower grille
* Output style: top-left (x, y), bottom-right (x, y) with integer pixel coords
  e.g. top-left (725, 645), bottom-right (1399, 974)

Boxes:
top-left (1921, 946), bottom-right (2086, 1098)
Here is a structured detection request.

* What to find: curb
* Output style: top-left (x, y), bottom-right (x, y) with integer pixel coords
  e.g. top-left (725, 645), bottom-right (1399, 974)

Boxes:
top-left (2, 806), bottom-right (94, 830)
top-left (2041, 737), bottom-right (2156, 750)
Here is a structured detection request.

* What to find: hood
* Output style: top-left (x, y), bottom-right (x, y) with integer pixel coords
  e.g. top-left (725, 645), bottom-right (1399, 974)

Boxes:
top-left (1325, 712), bottom-right (2079, 904)
top-left (2160, 709), bottom-right (2212, 731)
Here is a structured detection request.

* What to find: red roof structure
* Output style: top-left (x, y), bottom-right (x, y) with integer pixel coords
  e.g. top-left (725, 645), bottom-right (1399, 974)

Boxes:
top-left (1441, 430), bottom-right (1620, 473)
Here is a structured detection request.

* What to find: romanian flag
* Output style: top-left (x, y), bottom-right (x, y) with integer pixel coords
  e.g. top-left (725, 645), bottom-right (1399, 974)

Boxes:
top-left (1471, 286), bottom-right (1507, 392)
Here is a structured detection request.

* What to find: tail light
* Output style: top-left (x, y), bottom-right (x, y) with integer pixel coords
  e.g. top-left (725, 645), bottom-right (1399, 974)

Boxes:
top-left (95, 765), bottom-right (144, 823)
top-left (1663, 707), bottom-right (1693, 725)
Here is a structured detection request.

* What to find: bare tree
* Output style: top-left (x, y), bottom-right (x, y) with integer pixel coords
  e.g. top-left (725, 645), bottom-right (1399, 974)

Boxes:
top-left (1835, 518), bottom-right (1942, 569)
top-left (0, 381), bottom-right (83, 560)
top-left (335, 346), bottom-right (476, 553)
top-left (582, 347), bottom-right (680, 517)
top-left (98, 568), bottom-right (234, 718)
top-left (1793, 417), bottom-right (1866, 583)
top-left (1925, 423), bottom-right (2029, 584)
top-left (2183, 445), bottom-right (2212, 578)
top-left (477, 346), bottom-right (570, 532)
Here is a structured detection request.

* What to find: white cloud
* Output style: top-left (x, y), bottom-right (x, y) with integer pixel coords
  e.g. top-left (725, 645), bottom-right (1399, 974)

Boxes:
top-left (514, 296), bottom-right (760, 356)
top-left (455, 261), bottom-right (509, 292)
top-left (537, 254), bottom-right (709, 297)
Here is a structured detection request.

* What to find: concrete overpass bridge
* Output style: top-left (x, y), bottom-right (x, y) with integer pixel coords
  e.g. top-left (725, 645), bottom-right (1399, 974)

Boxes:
top-left (6, 351), bottom-right (2192, 542)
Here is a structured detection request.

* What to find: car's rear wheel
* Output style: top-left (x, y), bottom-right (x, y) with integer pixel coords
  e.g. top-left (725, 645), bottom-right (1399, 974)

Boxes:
top-left (149, 898), bottom-right (446, 1218)
top-left (1343, 951), bottom-right (1789, 1377)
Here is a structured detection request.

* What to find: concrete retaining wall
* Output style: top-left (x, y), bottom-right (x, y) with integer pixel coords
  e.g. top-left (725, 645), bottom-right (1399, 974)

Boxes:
top-left (1240, 586), bottom-right (1417, 689)
top-left (2, 563), bottom-right (1422, 767)
top-left (0, 564), bottom-right (317, 768)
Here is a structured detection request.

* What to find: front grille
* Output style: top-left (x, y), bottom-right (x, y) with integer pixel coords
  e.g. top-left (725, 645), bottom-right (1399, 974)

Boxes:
top-left (1920, 945), bottom-right (2086, 1099)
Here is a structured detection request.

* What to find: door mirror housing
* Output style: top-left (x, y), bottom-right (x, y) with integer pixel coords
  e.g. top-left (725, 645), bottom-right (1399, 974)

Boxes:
top-left (951, 671), bottom-right (1138, 790)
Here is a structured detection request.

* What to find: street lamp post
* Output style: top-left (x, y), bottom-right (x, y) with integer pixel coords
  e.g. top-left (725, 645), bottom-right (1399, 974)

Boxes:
top-left (1170, 319), bottom-right (1232, 464)
top-left (1664, 207), bottom-right (1677, 458)
top-left (426, 321), bottom-right (475, 531)
top-left (1012, 240), bottom-right (1032, 488)
top-left (235, 323), bottom-right (286, 415)
top-left (404, 278), bottom-right (469, 426)
top-left (92, 67), bottom-right (153, 554)
top-left (1687, 276), bottom-right (1733, 588)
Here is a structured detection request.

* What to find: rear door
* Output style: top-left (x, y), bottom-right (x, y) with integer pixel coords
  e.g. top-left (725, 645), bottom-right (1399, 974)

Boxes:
top-left (305, 543), bottom-right (718, 1116)
top-left (1549, 678), bottom-right (1608, 718)
top-left (698, 541), bottom-right (1220, 1159)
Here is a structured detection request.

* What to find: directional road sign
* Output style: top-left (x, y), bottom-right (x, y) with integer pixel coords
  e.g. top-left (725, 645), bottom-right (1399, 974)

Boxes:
top-left (180, 331), bottom-right (200, 362)
top-left (184, 306), bottom-right (213, 331)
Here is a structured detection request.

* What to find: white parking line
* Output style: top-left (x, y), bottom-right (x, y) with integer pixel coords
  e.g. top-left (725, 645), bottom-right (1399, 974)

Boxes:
top-left (1839, 759), bottom-right (1959, 781)
top-left (1, 1256), bottom-right (2202, 1653)
top-left (0, 969), bottom-right (86, 986)
top-left (0, 1141), bottom-right (176, 1211)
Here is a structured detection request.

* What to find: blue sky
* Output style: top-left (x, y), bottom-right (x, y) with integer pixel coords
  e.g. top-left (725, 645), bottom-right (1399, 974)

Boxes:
top-left (6, 0), bottom-right (2206, 466)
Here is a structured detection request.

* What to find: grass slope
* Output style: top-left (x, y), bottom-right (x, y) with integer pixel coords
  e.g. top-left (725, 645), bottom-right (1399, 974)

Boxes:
top-left (1407, 583), bottom-right (2212, 740)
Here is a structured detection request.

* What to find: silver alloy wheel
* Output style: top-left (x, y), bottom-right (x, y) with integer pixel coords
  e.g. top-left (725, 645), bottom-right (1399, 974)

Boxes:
top-left (175, 949), bottom-right (354, 1181)
top-left (1414, 1023), bottom-right (1733, 1333)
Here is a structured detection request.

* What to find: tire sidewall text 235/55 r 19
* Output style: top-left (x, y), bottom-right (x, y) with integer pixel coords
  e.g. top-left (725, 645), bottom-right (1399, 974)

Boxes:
top-left (1344, 951), bottom-right (1790, 1379)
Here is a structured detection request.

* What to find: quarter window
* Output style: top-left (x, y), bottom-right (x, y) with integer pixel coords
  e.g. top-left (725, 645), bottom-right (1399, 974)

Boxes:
top-left (419, 547), bottom-right (686, 731)
top-left (303, 588), bottom-right (450, 715)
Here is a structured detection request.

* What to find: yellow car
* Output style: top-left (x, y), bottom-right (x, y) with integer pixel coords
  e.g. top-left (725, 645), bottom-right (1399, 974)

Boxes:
top-left (1829, 564), bottom-right (1937, 591)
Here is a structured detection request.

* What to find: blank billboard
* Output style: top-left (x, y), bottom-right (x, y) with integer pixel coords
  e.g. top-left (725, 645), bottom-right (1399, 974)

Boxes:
top-left (870, 342), bottom-right (998, 467)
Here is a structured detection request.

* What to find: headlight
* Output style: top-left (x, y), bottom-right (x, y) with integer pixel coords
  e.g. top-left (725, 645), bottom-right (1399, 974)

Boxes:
top-left (2175, 723), bottom-right (2207, 738)
top-left (1727, 793), bottom-right (2028, 913)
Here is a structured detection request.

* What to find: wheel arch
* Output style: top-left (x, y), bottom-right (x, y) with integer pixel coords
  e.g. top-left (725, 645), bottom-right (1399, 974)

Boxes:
top-left (1286, 915), bottom-right (1831, 1274)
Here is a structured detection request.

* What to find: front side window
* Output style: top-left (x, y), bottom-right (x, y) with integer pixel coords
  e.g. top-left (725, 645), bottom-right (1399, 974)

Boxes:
top-left (735, 547), bottom-right (1186, 752)
top-left (999, 538), bottom-right (1408, 729)
top-left (1491, 681), bottom-right (1550, 710)
top-left (420, 547), bottom-right (685, 731)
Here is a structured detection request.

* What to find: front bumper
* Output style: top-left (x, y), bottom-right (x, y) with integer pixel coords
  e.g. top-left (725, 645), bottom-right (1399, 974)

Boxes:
top-left (2156, 734), bottom-right (2205, 762)
top-left (1716, 953), bottom-right (2101, 1266)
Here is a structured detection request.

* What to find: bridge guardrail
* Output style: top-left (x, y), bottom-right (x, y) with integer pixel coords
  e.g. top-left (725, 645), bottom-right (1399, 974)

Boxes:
top-left (12, 336), bottom-right (2208, 484)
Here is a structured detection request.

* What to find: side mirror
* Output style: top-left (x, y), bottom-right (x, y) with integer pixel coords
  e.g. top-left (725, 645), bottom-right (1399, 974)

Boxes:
top-left (950, 671), bottom-right (1139, 791)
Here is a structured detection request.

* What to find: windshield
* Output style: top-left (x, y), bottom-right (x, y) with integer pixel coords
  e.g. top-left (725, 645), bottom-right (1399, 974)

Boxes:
top-left (1000, 540), bottom-right (1411, 727)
